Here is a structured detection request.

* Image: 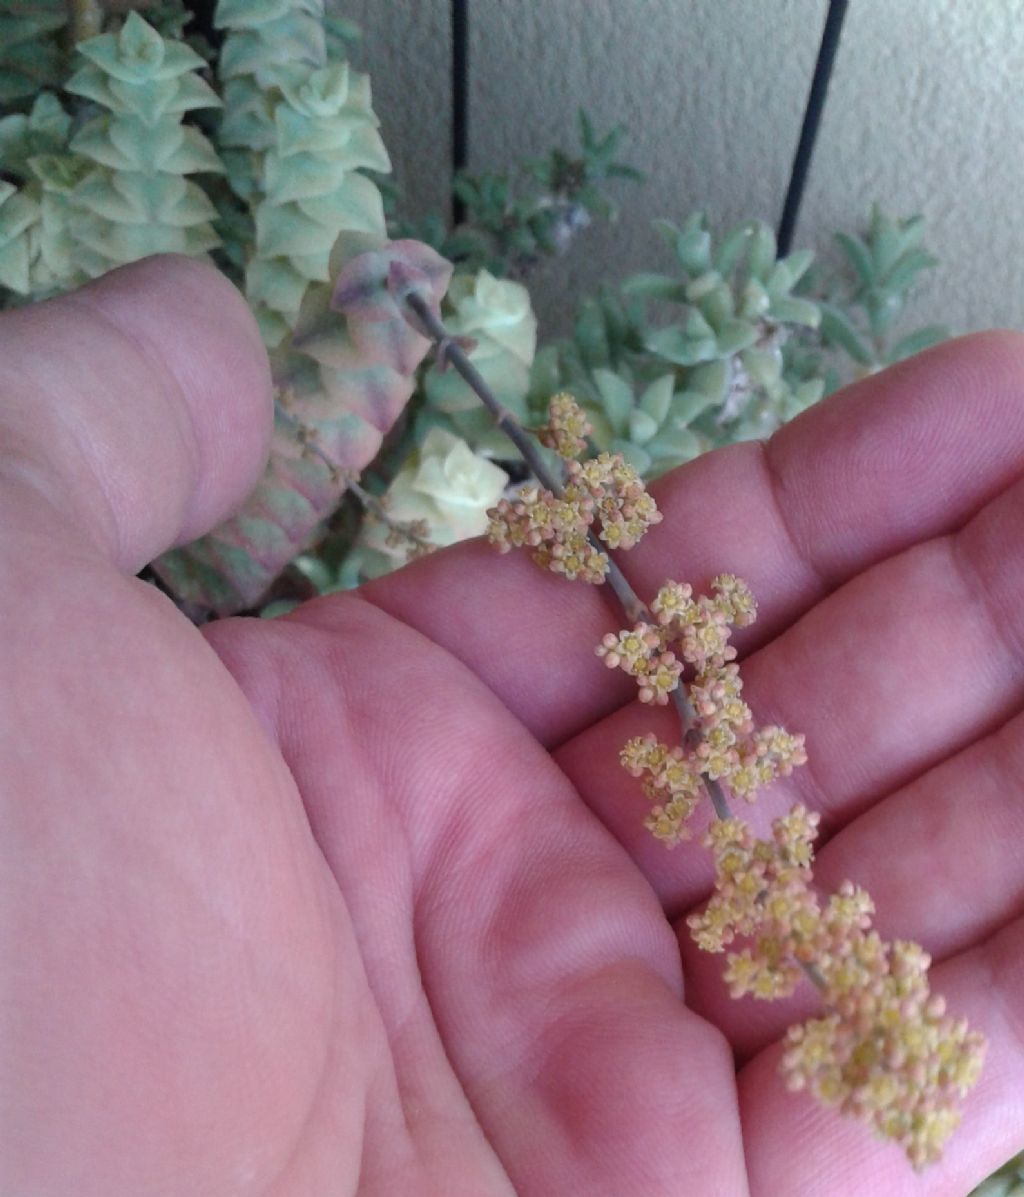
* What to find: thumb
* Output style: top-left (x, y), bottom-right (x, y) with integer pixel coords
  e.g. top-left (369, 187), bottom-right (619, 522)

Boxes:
top-left (0, 254), bottom-right (272, 573)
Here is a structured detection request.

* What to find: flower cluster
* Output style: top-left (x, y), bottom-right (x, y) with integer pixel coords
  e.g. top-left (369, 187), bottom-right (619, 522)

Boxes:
top-left (596, 625), bottom-right (682, 705)
top-left (487, 437), bottom-right (661, 582)
top-left (604, 576), bottom-right (804, 815)
top-left (538, 391), bottom-right (593, 459)
top-left (687, 806), bottom-right (986, 1169)
top-left (619, 733), bottom-right (703, 845)
top-left (484, 444), bottom-right (986, 1169)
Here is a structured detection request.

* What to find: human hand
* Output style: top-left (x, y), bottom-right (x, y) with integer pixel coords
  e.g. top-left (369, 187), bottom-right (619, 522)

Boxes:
top-left (2, 256), bottom-right (1021, 1196)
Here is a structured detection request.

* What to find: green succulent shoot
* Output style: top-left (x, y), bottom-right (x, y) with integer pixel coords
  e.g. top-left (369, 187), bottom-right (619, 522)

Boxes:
top-left (817, 204), bottom-right (947, 372)
top-left (66, 11), bottom-right (224, 278)
top-left (528, 213), bottom-right (826, 478)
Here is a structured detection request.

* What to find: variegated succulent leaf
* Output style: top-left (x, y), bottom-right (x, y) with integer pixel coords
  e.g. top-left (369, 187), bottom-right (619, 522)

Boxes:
top-left (245, 60), bottom-right (390, 346)
top-left (214, 0), bottom-right (327, 201)
top-left (152, 240), bottom-right (453, 616)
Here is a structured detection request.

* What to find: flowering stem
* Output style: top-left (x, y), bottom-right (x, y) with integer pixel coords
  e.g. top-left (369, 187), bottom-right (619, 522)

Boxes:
top-left (275, 399), bottom-right (434, 555)
top-left (403, 290), bottom-right (733, 822)
top-left (404, 291), bottom-right (559, 493)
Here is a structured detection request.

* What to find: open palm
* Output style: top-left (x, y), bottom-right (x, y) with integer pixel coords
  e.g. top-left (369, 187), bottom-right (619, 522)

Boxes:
top-left (3, 257), bottom-right (1022, 1196)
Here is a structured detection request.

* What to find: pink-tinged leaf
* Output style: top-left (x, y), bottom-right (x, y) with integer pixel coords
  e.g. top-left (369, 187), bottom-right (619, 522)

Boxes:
top-left (153, 241), bottom-right (453, 615)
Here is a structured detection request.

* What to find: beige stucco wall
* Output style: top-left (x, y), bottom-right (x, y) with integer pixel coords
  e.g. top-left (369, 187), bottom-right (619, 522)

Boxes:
top-left (348, 1), bottom-right (1024, 341)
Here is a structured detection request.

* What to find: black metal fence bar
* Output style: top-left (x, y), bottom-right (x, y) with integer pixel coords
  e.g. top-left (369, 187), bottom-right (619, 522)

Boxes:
top-left (451, 0), bottom-right (469, 224)
top-left (777, 0), bottom-right (850, 255)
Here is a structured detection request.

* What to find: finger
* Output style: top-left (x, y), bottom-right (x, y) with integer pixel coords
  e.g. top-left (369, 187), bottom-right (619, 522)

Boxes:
top-left (679, 705), bottom-right (1024, 1061)
top-left (738, 914), bottom-right (1024, 1197)
top-left (554, 461), bottom-right (1024, 915)
top-left (0, 254), bottom-right (272, 573)
top-left (363, 332), bottom-right (1024, 744)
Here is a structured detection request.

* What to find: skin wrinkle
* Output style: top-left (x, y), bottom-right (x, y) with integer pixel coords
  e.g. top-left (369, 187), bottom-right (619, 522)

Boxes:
top-left (949, 522), bottom-right (1024, 684)
top-left (758, 435), bottom-right (833, 597)
top-left (277, 595), bottom-right (707, 1193)
top-left (260, 606), bottom-right (504, 1180)
top-left (62, 290), bottom-right (198, 565)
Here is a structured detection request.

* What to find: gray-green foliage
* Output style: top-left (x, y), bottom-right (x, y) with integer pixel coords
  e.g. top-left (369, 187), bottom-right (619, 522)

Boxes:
top-left (215, 0), bottom-right (389, 346)
top-left (969, 1151), bottom-right (1024, 1197)
top-left (215, 0), bottom-right (327, 203)
top-left (0, 1), bottom-right (67, 105)
top-left (66, 12), bottom-right (223, 277)
top-left (0, 93), bottom-right (86, 296)
top-left (397, 110), bottom-right (643, 279)
top-left (524, 213), bottom-right (826, 478)
top-left (816, 203), bottom-right (947, 373)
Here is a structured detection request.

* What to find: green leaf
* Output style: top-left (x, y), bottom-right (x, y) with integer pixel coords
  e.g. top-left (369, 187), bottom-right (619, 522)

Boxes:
top-left (593, 367), bottom-right (634, 434)
top-left (671, 390), bottom-right (719, 425)
top-left (638, 374), bottom-right (674, 424)
top-left (885, 324), bottom-right (948, 364)
top-left (738, 279), bottom-right (769, 319)
top-left (766, 259), bottom-right (794, 297)
top-left (791, 378), bottom-right (825, 409)
top-left (685, 308), bottom-right (715, 339)
top-left (606, 163), bottom-right (644, 181)
top-left (819, 303), bottom-right (874, 365)
top-left (747, 223), bottom-right (776, 280)
top-left (675, 229), bottom-right (712, 275)
top-left (715, 318), bottom-right (758, 355)
top-left (834, 231), bottom-right (874, 285)
top-left (713, 223), bottom-right (751, 276)
top-left (865, 289), bottom-right (902, 337)
top-left (768, 296), bottom-right (820, 328)
top-left (574, 297), bottom-right (610, 368)
top-left (652, 218), bottom-right (680, 248)
top-left (628, 407), bottom-right (659, 445)
top-left (780, 247), bottom-right (814, 288)
top-left (621, 271), bottom-right (686, 301)
top-left (645, 326), bottom-right (717, 366)
top-left (648, 425), bottom-right (702, 466)
top-left (879, 249), bottom-right (938, 294)
top-left (740, 347), bottom-right (782, 388)
top-left (688, 359), bottom-right (729, 400)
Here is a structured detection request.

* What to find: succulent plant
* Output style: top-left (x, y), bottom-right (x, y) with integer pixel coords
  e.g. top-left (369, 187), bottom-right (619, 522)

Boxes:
top-left (153, 240), bottom-right (453, 616)
top-left (525, 213), bottom-right (826, 478)
top-left (342, 425), bottom-right (509, 586)
top-left (0, 0), bottom-right (67, 105)
top-left (214, 1), bottom-right (389, 347)
top-left (419, 268), bottom-right (538, 456)
top-left (214, 0), bottom-right (327, 202)
top-left (65, 12), bottom-right (224, 278)
top-left (395, 110), bottom-right (643, 279)
top-left (815, 204), bottom-right (947, 372)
